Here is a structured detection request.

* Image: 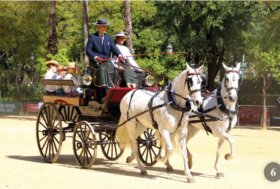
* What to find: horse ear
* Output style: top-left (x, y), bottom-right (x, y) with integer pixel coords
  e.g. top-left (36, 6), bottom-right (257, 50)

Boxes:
top-left (222, 62), bottom-right (230, 71)
top-left (186, 63), bottom-right (191, 70)
top-left (236, 62), bottom-right (241, 71)
top-left (196, 64), bottom-right (204, 74)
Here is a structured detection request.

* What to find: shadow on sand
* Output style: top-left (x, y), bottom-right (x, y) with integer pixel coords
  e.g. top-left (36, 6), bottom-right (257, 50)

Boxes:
top-left (8, 154), bottom-right (217, 182)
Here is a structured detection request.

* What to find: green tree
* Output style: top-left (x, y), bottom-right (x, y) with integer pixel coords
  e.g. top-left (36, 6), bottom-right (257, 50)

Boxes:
top-left (245, 2), bottom-right (280, 129)
top-left (155, 1), bottom-right (255, 90)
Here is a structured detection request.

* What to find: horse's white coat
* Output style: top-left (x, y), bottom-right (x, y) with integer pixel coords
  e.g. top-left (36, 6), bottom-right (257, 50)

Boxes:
top-left (186, 63), bottom-right (241, 177)
top-left (116, 64), bottom-right (203, 182)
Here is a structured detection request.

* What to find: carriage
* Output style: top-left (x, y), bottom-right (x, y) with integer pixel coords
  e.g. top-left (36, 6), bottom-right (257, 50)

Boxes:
top-left (36, 62), bottom-right (240, 182)
top-left (36, 73), bottom-right (161, 168)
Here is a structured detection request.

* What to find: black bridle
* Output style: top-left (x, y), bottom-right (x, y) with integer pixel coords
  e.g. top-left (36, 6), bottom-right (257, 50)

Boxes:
top-left (224, 69), bottom-right (240, 93)
top-left (167, 71), bottom-right (202, 112)
top-left (184, 72), bottom-right (202, 95)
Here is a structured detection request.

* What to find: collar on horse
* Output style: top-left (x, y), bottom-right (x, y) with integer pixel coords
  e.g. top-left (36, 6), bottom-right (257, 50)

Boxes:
top-left (217, 87), bottom-right (238, 115)
top-left (167, 83), bottom-right (191, 112)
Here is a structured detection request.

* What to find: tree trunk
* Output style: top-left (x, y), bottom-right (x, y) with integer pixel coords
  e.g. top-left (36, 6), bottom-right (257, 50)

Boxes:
top-left (124, 0), bottom-right (134, 53)
top-left (262, 74), bottom-right (269, 130)
top-left (47, 1), bottom-right (58, 55)
top-left (206, 51), bottom-right (224, 91)
top-left (83, 0), bottom-right (89, 67)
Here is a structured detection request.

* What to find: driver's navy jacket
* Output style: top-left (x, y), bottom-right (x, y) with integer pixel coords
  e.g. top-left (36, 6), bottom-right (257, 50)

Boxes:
top-left (86, 32), bottom-right (121, 62)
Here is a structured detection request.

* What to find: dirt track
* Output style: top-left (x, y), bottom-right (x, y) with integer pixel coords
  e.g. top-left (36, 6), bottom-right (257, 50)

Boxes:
top-left (0, 115), bottom-right (279, 189)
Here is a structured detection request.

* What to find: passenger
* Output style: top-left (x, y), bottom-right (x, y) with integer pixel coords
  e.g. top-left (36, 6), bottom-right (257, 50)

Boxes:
top-left (63, 62), bottom-right (83, 95)
top-left (86, 18), bottom-right (125, 102)
top-left (56, 66), bottom-right (67, 94)
top-left (113, 32), bottom-right (143, 88)
top-left (44, 60), bottom-right (60, 94)
top-left (58, 65), bottom-right (67, 79)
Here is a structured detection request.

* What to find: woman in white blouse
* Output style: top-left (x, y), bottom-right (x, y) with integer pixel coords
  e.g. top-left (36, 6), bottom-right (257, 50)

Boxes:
top-left (113, 32), bottom-right (142, 88)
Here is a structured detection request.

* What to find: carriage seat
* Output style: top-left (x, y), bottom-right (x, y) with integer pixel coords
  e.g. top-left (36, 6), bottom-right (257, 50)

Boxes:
top-left (40, 79), bottom-right (79, 97)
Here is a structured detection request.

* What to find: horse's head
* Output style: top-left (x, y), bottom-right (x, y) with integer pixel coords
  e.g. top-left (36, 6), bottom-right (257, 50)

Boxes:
top-left (222, 63), bottom-right (241, 104)
top-left (185, 64), bottom-right (204, 106)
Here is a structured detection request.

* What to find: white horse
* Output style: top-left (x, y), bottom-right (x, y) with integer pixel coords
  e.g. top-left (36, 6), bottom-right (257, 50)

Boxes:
top-left (116, 64), bottom-right (203, 182)
top-left (183, 63), bottom-right (240, 178)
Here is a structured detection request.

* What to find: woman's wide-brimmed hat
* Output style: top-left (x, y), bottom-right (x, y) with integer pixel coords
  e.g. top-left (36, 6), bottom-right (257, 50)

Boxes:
top-left (94, 19), bottom-right (110, 26)
top-left (114, 31), bottom-right (128, 38)
top-left (46, 60), bottom-right (59, 67)
top-left (67, 62), bottom-right (76, 69)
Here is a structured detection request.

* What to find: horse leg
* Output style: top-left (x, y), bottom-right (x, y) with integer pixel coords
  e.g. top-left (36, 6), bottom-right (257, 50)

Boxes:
top-left (215, 132), bottom-right (235, 177)
top-left (127, 121), bottom-right (147, 175)
top-left (179, 127), bottom-right (195, 183)
top-left (126, 121), bottom-right (145, 164)
top-left (215, 138), bottom-right (225, 177)
top-left (156, 129), bottom-right (174, 164)
top-left (186, 125), bottom-right (200, 169)
top-left (221, 131), bottom-right (235, 160)
top-left (164, 145), bottom-right (174, 172)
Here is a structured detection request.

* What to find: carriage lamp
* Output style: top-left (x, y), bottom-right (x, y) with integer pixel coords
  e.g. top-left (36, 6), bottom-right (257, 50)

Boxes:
top-left (82, 73), bottom-right (93, 86)
top-left (166, 43), bottom-right (173, 54)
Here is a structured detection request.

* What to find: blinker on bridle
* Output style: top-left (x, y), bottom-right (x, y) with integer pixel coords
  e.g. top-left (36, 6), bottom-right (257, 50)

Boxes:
top-left (224, 69), bottom-right (240, 92)
top-left (185, 71), bottom-right (201, 94)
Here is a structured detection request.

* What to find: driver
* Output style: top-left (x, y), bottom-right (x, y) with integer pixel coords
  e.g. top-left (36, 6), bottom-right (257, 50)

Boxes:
top-left (86, 19), bottom-right (125, 102)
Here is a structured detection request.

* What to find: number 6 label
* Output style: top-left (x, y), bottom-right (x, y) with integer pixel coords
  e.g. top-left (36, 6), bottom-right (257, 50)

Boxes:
top-left (264, 162), bottom-right (280, 182)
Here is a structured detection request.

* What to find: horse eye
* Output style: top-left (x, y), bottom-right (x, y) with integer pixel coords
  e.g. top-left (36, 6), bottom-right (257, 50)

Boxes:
top-left (225, 77), bottom-right (229, 82)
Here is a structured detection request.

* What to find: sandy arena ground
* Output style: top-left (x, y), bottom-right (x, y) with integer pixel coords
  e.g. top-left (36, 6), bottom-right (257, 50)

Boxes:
top-left (0, 115), bottom-right (279, 189)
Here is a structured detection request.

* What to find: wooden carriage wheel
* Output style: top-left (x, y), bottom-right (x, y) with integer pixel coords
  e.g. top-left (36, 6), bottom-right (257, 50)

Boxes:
top-left (73, 121), bottom-right (97, 168)
top-left (99, 129), bottom-right (124, 161)
top-left (137, 128), bottom-right (161, 166)
top-left (58, 105), bottom-right (80, 123)
top-left (36, 103), bottom-right (63, 163)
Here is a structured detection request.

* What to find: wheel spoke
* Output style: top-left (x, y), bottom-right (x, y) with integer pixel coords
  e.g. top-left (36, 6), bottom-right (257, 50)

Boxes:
top-left (39, 135), bottom-right (47, 142)
top-left (39, 121), bottom-right (48, 129)
top-left (41, 136), bottom-right (48, 150)
top-left (148, 148), bottom-right (153, 163)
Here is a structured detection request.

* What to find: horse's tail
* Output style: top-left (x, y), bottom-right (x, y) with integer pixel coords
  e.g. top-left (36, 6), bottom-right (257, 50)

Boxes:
top-left (116, 116), bottom-right (130, 150)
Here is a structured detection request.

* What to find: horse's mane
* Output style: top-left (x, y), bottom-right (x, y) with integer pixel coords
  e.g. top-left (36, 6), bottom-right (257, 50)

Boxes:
top-left (171, 69), bottom-right (188, 91)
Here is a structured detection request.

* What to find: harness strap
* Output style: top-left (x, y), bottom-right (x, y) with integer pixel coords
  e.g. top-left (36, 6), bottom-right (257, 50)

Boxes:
top-left (127, 89), bottom-right (138, 120)
top-left (167, 83), bottom-right (191, 112)
top-left (118, 102), bottom-right (168, 127)
top-left (148, 91), bottom-right (160, 129)
top-left (190, 110), bottom-right (213, 135)
top-left (217, 87), bottom-right (238, 114)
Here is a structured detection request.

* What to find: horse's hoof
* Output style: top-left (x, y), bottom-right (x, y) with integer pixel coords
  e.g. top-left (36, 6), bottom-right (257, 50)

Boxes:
top-left (155, 155), bottom-right (160, 161)
top-left (187, 177), bottom-right (195, 183)
top-left (166, 166), bottom-right (174, 172)
top-left (216, 172), bottom-right (225, 178)
top-left (126, 157), bottom-right (133, 163)
top-left (140, 170), bottom-right (147, 175)
top-left (225, 154), bottom-right (234, 160)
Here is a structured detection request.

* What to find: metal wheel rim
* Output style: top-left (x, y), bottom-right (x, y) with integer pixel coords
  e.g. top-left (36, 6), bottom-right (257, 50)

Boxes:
top-left (137, 128), bottom-right (161, 166)
top-left (73, 121), bottom-right (97, 168)
top-left (36, 103), bottom-right (63, 163)
top-left (99, 131), bottom-right (124, 161)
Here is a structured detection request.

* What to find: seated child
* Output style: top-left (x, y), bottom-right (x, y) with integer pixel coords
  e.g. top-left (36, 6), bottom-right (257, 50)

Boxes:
top-left (63, 62), bottom-right (83, 95)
